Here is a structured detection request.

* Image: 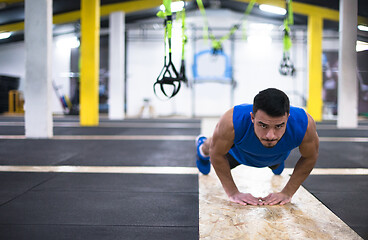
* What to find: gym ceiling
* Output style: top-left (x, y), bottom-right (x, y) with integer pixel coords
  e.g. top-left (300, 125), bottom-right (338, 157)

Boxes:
top-left (0, 0), bottom-right (368, 45)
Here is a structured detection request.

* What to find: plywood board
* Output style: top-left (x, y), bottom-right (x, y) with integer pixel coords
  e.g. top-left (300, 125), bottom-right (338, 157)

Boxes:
top-left (199, 166), bottom-right (362, 240)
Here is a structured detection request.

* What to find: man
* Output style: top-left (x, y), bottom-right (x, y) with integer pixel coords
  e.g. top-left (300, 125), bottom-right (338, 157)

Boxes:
top-left (196, 88), bottom-right (319, 206)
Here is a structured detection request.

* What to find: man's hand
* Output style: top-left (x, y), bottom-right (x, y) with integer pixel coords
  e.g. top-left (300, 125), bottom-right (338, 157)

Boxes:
top-left (229, 192), bottom-right (261, 206)
top-left (259, 192), bottom-right (291, 206)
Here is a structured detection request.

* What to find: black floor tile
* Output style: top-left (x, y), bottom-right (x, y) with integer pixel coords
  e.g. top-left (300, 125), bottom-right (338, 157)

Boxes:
top-left (0, 172), bottom-right (56, 205)
top-left (0, 225), bottom-right (198, 240)
top-left (303, 175), bottom-right (368, 239)
top-left (0, 126), bottom-right (24, 135)
top-left (310, 191), bottom-right (368, 239)
top-left (0, 140), bottom-right (196, 167)
top-left (317, 129), bottom-right (368, 137)
top-left (0, 117), bottom-right (24, 122)
top-left (286, 142), bottom-right (368, 168)
top-left (0, 116), bottom-right (201, 124)
top-left (349, 226), bottom-right (368, 240)
top-left (0, 173), bottom-right (198, 229)
top-left (34, 173), bottom-right (198, 193)
top-left (0, 191), bottom-right (198, 226)
top-left (317, 121), bottom-right (368, 126)
top-left (54, 127), bottom-right (200, 136)
top-left (0, 126), bottom-right (200, 136)
top-left (303, 175), bottom-right (368, 192)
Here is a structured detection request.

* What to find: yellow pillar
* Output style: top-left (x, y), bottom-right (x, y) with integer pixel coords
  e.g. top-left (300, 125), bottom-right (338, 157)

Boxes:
top-left (80, 0), bottom-right (100, 126)
top-left (306, 15), bottom-right (323, 122)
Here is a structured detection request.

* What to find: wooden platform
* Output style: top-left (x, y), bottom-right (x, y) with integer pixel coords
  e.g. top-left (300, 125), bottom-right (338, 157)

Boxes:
top-left (199, 166), bottom-right (362, 240)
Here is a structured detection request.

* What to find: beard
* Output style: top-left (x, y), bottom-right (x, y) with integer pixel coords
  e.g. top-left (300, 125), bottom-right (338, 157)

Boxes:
top-left (262, 140), bottom-right (278, 148)
top-left (254, 132), bottom-right (280, 148)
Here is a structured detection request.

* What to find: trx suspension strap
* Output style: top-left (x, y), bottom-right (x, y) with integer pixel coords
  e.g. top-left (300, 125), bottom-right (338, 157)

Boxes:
top-left (196, 0), bottom-right (256, 53)
top-left (279, 0), bottom-right (295, 76)
top-left (178, 8), bottom-right (188, 85)
top-left (242, 0), bottom-right (256, 40)
top-left (154, 0), bottom-right (187, 99)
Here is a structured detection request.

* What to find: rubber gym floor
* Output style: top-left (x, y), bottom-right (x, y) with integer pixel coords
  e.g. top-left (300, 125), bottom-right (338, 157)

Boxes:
top-left (0, 116), bottom-right (367, 239)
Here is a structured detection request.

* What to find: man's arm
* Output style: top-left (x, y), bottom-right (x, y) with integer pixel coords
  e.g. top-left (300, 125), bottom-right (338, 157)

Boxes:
top-left (262, 113), bottom-right (319, 205)
top-left (210, 108), bottom-right (260, 206)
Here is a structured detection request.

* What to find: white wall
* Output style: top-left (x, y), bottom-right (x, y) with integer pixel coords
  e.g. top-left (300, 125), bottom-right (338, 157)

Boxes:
top-left (126, 38), bottom-right (192, 117)
top-left (52, 35), bottom-right (73, 114)
top-left (0, 42), bottom-right (25, 91)
top-left (0, 37), bottom-right (72, 114)
top-left (126, 9), bottom-right (311, 117)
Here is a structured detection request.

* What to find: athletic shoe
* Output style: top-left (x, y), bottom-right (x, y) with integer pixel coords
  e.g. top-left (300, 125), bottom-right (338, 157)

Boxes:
top-left (195, 135), bottom-right (211, 175)
top-left (269, 161), bottom-right (285, 175)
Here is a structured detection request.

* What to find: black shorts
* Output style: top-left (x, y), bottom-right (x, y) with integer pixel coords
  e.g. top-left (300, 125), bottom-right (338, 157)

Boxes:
top-left (225, 152), bottom-right (241, 169)
top-left (225, 152), bottom-right (281, 170)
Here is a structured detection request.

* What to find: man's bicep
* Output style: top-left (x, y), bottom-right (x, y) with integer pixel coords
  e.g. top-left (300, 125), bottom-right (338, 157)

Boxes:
top-left (211, 132), bottom-right (234, 156)
top-left (299, 114), bottom-right (319, 159)
top-left (210, 109), bottom-right (235, 156)
top-left (299, 138), bottom-right (319, 160)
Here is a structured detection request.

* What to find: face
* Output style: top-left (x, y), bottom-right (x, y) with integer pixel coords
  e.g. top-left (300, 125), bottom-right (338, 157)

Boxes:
top-left (251, 110), bottom-right (289, 148)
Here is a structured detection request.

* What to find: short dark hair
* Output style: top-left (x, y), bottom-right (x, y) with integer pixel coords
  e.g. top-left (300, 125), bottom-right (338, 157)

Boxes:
top-left (253, 88), bottom-right (290, 117)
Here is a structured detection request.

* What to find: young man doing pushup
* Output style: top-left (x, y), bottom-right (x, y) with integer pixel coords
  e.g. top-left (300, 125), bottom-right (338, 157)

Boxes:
top-left (196, 88), bottom-right (319, 206)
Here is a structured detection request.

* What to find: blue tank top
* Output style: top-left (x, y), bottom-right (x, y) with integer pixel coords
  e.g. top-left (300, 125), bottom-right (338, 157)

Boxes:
top-left (228, 104), bottom-right (308, 167)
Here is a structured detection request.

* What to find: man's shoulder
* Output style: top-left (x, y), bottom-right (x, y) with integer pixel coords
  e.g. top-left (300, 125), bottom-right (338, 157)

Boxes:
top-left (214, 108), bottom-right (235, 142)
top-left (286, 106), bottom-right (309, 147)
top-left (233, 104), bottom-right (252, 124)
top-left (289, 106), bottom-right (308, 123)
top-left (234, 103), bottom-right (253, 111)
top-left (302, 113), bottom-right (318, 143)
top-left (233, 104), bottom-right (253, 120)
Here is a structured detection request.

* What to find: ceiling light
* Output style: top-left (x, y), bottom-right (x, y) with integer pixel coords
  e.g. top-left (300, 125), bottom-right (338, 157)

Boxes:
top-left (358, 25), bottom-right (368, 32)
top-left (356, 41), bottom-right (368, 52)
top-left (0, 32), bottom-right (12, 40)
top-left (56, 36), bottom-right (80, 49)
top-left (160, 1), bottom-right (184, 13)
top-left (259, 4), bottom-right (286, 15)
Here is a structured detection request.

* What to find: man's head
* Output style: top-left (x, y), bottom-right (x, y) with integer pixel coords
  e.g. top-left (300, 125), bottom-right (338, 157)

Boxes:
top-left (251, 88), bottom-right (290, 148)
